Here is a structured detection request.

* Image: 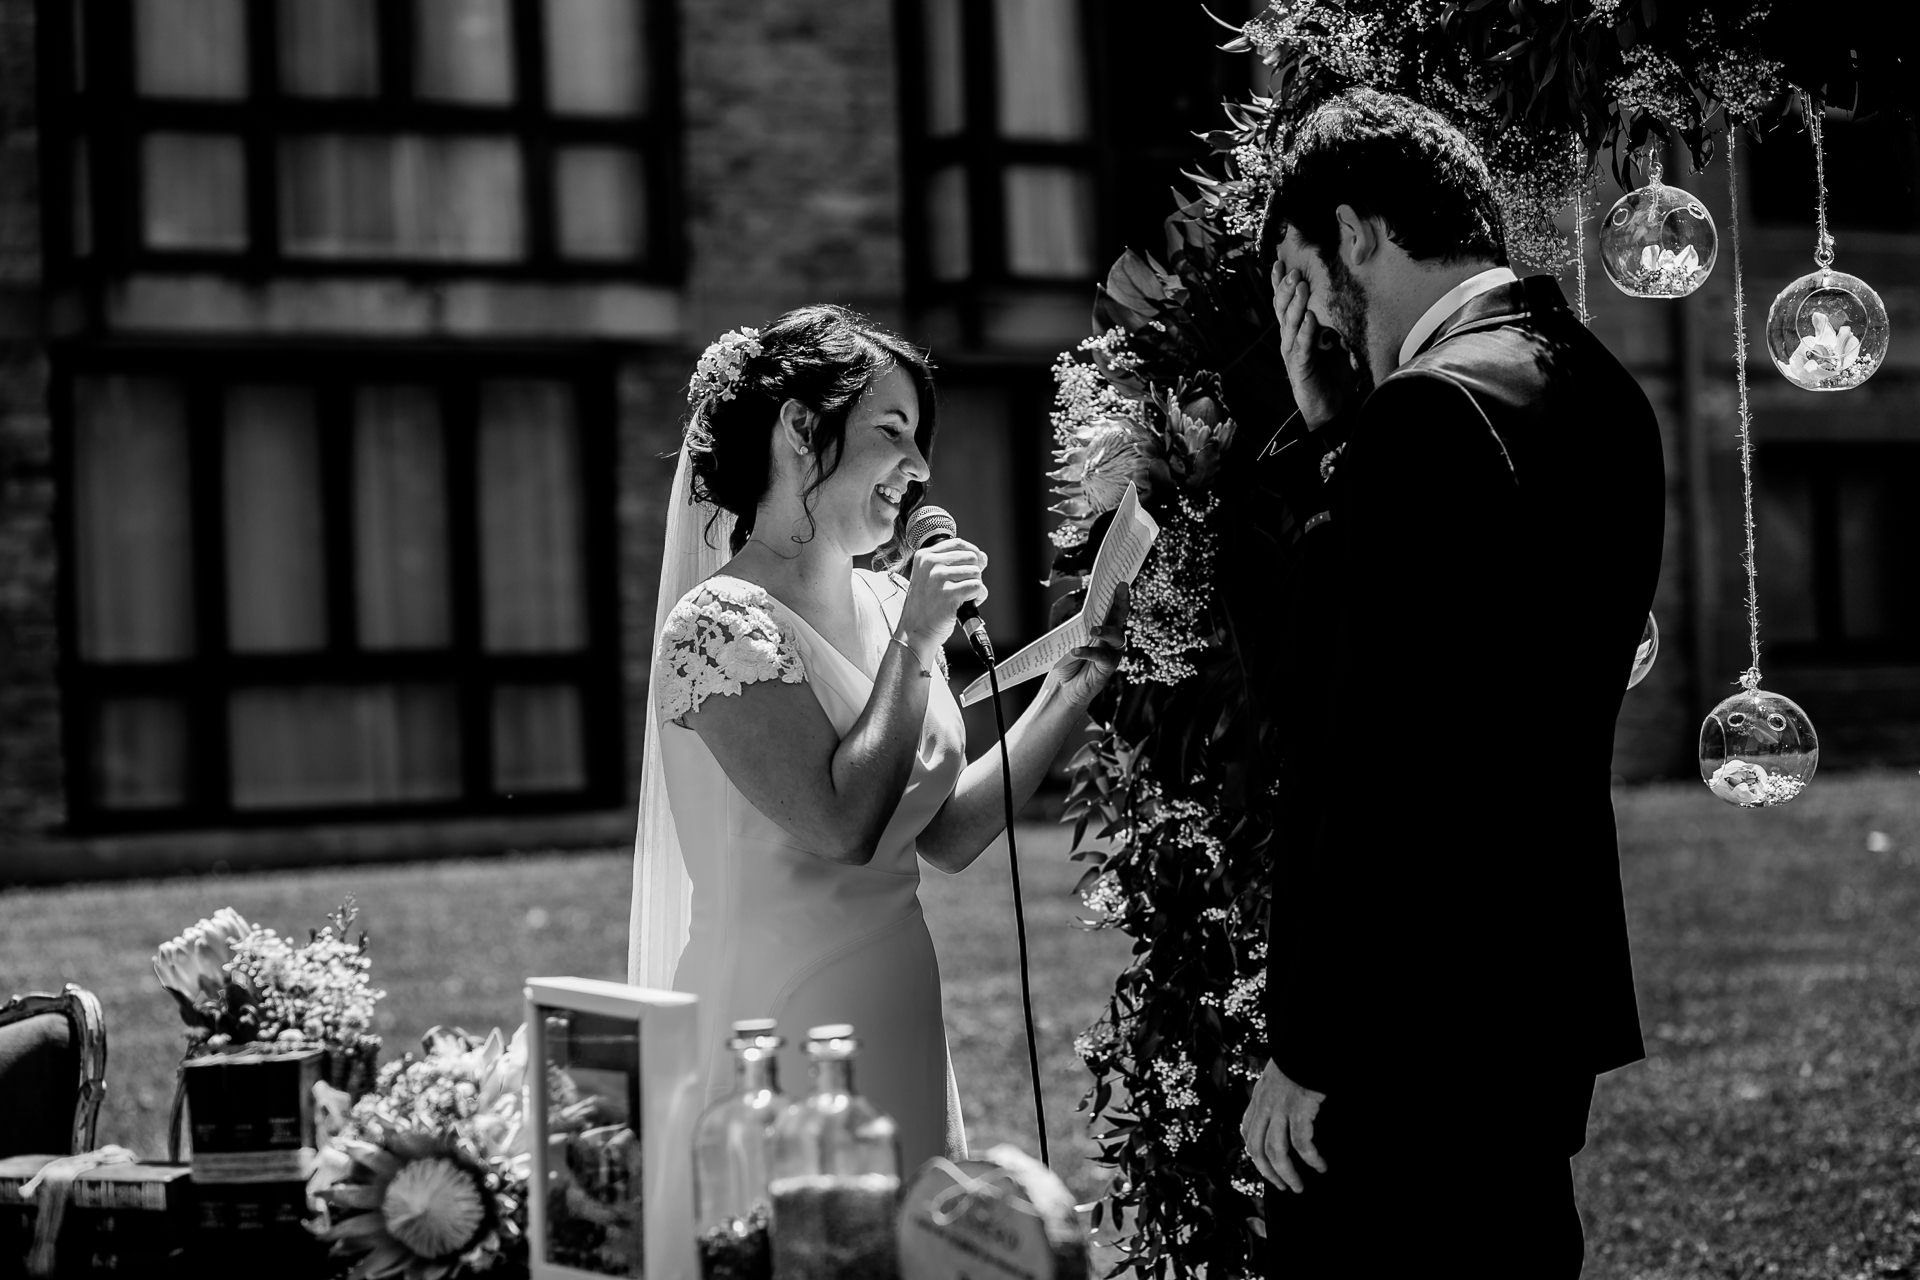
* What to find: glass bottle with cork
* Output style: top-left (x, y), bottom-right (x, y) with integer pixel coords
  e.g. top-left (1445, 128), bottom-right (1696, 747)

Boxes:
top-left (693, 1019), bottom-right (787, 1279)
top-left (766, 1024), bottom-right (901, 1280)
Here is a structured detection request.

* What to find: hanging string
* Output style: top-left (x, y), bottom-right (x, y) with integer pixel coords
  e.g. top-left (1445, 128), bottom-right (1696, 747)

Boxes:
top-left (1726, 129), bottom-right (1762, 692)
top-left (1572, 186), bottom-right (1591, 325)
top-left (1804, 92), bottom-right (1835, 269)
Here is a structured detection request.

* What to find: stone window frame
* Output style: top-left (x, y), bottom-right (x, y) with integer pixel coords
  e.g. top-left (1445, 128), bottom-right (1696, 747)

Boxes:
top-left (51, 344), bottom-right (630, 834)
top-left (894, 0), bottom-right (1105, 311)
top-left (1753, 440), bottom-right (1920, 666)
top-left (36, 0), bottom-right (684, 283)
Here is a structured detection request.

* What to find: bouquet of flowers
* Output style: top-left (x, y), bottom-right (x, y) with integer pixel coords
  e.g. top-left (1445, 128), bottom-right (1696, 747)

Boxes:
top-left (308, 1026), bottom-right (531, 1280)
top-left (152, 900), bottom-right (384, 1091)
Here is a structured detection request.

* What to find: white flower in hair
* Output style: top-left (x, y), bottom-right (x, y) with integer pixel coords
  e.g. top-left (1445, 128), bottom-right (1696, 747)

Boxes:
top-left (689, 327), bottom-right (763, 404)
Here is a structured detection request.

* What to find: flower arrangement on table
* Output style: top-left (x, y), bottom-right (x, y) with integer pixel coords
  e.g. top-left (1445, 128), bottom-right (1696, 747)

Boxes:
top-left (307, 1026), bottom-right (532, 1280)
top-left (153, 901), bottom-right (385, 1110)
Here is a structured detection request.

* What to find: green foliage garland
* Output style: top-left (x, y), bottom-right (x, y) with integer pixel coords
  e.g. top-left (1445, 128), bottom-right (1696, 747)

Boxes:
top-left (1053, 5), bottom-right (1908, 1277)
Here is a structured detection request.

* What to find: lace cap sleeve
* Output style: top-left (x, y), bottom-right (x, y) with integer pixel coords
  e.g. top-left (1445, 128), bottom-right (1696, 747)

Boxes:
top-left (655, 578), bottom-right (806, 723)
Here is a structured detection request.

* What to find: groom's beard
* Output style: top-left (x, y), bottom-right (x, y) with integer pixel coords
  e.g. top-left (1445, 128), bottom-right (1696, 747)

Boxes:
top-left (1324, 254), bottom-right (1377, 399)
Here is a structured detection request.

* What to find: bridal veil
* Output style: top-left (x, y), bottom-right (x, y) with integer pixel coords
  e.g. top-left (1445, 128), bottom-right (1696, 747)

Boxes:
top-left (627, 442), bottom-right (732, 988)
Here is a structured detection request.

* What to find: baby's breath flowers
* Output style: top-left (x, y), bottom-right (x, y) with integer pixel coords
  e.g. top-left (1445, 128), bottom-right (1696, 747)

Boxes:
top-left (1121, 494), bottom-right (1220, 687)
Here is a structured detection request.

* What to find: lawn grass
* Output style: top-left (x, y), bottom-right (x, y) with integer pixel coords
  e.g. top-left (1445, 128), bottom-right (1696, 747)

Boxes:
top-left (1581, 770), bottom-right (1920, 1280)
top-left (3, 769), bottom-right (1918, 1278)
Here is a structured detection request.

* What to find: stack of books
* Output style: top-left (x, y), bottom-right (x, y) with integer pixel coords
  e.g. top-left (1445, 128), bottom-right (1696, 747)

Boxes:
top-left (0, 1155), bottom-right (193, 1276)
top-left (182, 1047), bottom-right (332, 1270)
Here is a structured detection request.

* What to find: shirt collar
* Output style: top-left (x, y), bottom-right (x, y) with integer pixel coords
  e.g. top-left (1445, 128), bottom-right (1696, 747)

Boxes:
top-left (1396, 266), bottom-right (1520, 368)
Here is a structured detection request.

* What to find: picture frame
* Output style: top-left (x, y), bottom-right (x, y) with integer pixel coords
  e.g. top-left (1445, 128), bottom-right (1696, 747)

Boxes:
top-left (525, 977), bottom-right (701, 1280)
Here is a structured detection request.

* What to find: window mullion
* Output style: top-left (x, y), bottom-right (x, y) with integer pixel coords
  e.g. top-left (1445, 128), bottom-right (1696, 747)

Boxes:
top-left (318, 383), bottom-right (358, 657)
top-left (892, 0), bottom-right (930, 291)
top-left (95, 0), bottom-right (141, 270)
top-left (577, 368), bottom-right (624, 802)
top-left (186, 378), bottom-right (234, 819)
top-left (1081, 0), bottom-right (1117, 271)
top-left (37, 0), bottom-right (77, 269)
top-left (511, 0), bottom-right (556, 265)
top-left (647, 0), bottom-right (685, 276)
top-left (1810, 457), bottom-right (1844, 649)
top-left (443, 380), bottom-right (494, 803)
top-left (960, 0), bottom-right (1003, 287)
top-left (379, 0), bottom-right (413, 103)
top-left (245, 0), bottom-right (280, 270)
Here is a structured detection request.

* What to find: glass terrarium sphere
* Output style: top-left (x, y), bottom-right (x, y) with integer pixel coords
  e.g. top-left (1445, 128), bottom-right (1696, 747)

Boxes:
top-left (1765, 266), bottom-right (1889, 391)
top-left (1599, 181), bottom-right (1718, 298)
top-left (1627, 613), bottom-right (1659, 690)
top-left (1699, 687), bottom-right (1818, 808)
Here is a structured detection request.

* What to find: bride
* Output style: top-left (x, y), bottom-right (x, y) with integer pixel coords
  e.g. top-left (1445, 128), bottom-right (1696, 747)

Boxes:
top-left (629, 305), bottom-right (1123, 1168)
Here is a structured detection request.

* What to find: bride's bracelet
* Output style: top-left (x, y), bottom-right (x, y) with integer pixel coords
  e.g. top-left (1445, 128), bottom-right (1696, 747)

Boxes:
top-left (890, 632), bottom-right (934, 679)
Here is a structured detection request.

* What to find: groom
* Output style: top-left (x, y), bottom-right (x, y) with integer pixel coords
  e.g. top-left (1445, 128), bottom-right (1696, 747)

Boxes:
top-left (1238, 90), bottom-right (1665, 1276)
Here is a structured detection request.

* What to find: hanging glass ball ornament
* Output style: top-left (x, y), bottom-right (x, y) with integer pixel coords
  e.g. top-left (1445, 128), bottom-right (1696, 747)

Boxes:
top-left (1598, 160), bottom-right (1717, 299)
top-left (1699, 678), bottom-right (1818, 808)
top-left (1627, 613), bottom-right (1659, 690)
top-left (1765, 241), bottom-right (1889, 391)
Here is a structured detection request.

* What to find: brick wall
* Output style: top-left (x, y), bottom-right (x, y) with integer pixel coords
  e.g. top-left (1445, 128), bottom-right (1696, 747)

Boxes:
top-left (0, 0), bottom-right (63, 843)
top-left (679, 0), bottom-right (906, 337)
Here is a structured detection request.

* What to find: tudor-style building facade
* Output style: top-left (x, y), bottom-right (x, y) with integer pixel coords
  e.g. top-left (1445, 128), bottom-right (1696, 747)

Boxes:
top-left (1, 1), bottom-right (1914, 880)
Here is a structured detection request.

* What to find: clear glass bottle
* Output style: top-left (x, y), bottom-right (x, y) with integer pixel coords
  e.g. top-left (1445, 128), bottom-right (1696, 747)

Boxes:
top-left (693, 1019), bottom-right (786, 1280)
top-left (766, 1024), bottom-right (901, 1280)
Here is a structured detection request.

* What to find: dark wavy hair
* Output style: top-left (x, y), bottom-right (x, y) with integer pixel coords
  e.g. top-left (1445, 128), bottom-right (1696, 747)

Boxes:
top-left (683, 304), bottom-right (937, 558)
top-left (1258, 88), bottom-right (1507, 270)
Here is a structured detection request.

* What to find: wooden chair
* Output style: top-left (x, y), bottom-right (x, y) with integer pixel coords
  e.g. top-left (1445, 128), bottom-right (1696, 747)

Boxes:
top-left (0, 984), bottom-right (108, 1156)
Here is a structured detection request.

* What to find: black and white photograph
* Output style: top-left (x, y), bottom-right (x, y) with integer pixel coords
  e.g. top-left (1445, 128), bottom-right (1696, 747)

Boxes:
top-left (1, 2), bottom-right (1915, 1277)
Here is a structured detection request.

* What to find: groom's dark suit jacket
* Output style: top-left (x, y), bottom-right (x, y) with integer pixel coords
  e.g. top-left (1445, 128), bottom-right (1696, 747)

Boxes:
top-left (1254, 276), bottom-right (1665, 1108)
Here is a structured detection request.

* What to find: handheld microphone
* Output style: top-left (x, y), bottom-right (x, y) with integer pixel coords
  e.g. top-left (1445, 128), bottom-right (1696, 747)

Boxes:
top-left (905, 506), bottom-right (1046, 1165)
top-left (903, 505), bottom-right (994, 661)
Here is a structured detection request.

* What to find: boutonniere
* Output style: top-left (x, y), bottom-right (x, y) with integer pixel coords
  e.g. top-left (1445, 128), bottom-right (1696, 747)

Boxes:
top-left (1318, 442), bottom-right (1347, 484)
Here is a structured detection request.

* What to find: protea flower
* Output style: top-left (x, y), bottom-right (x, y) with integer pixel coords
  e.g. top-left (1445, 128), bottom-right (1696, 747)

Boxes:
top-left (152, 908), bottom-right (254, 1030)
top-left (1787, 310), bottom-right (1862, 383)
top-left (1051, 415), bottom-right (1158, 521)
top-left (1166, 392), bottom-right (1236, 488)
top-left (1077, 420), bottom-right (1155, 514)
top-left (317, 1134), bottom-right (501, 1280)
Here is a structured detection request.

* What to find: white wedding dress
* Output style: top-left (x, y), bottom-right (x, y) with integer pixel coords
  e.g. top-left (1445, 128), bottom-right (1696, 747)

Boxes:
top-left (651, 568), bottom-right (969, 1170)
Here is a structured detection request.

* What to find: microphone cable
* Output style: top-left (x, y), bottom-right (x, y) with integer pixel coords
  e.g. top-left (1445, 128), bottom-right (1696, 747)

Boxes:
top-left (969, 627), bottom-right (1050, 1169)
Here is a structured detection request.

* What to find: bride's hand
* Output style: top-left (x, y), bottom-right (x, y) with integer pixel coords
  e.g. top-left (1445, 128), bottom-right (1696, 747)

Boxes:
top-left (898, 539), bottom-right (989, 653)
top-left (1045, 582), bottom-right (1129, 710)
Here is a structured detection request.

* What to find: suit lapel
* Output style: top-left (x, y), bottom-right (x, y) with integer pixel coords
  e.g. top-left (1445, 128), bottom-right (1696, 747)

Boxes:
top-left (1406, 276), bottom-right (1570, 363)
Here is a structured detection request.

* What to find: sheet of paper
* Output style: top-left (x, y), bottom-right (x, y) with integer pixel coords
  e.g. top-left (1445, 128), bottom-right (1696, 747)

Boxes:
top-left (960, 483), bottom-right (1159, 708)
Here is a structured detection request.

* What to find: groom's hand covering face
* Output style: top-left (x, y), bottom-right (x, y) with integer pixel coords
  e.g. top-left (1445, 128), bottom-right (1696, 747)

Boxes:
top-left (1270, 248), bottom-right (1361, 430)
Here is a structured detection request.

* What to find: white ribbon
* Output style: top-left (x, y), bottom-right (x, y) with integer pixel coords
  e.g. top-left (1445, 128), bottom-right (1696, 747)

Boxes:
top-left (920, 1156), bottom-right (1043, 1226)
top-left (20, 1145), bottom-right (138, 1277)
